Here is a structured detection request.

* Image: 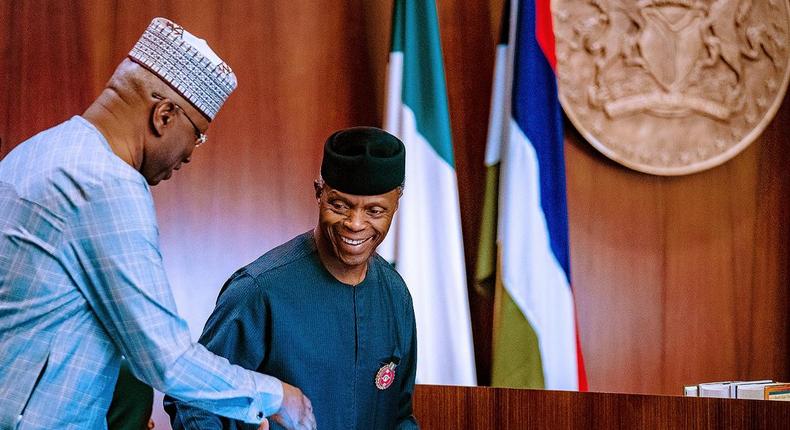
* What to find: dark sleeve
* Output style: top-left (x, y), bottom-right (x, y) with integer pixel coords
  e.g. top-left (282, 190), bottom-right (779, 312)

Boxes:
top-left (165, 272), bottom-right (268, 430)
top-left (107, 357), bottom-right (153, 430)
top-left (396, 292), bottom-right (419, 429)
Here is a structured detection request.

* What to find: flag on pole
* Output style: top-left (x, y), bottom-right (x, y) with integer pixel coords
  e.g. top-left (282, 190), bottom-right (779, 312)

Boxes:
top-left (481, 0), bottom-right (587, 391)
top-left (379, 0), bottom-right (477, 386)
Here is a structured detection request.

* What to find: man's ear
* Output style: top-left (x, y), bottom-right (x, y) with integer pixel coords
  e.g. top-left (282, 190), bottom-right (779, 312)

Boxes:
top-left (314, 180), bottom-right (323, 201)
top-left (150, 99), bottom-right (178, 137)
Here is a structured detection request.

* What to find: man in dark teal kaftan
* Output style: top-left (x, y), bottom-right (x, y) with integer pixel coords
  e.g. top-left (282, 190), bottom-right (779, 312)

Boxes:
top-left (166, 127), bottom-right (418, 429)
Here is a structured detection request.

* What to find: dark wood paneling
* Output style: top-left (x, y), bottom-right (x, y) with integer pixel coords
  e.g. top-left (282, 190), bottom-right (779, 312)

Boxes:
top-left (438, 0), bottom-right (501, 386)
top-left (414, 385), bottom-right (790, 429)
top-left (0, 0), bottom-right (94, 156)
top-left (567, 90), bottom-right (790, 394)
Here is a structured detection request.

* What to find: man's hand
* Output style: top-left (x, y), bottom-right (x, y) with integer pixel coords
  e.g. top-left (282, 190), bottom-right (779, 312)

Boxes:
top-left (268, 381), bottom-right (316, 430)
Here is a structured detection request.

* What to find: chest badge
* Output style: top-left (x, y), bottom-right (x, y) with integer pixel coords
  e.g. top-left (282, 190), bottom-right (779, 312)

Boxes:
top-left (375, 362), bottom-right (397, 390)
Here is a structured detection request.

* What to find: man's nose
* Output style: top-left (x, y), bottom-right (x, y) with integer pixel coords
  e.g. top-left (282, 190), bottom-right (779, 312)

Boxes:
top-left (343, 210), bottom-right (365, 231)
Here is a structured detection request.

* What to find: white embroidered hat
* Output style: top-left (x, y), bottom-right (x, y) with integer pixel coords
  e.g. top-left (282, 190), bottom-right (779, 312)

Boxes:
top-left (128, 17), bottom-right (237, 121)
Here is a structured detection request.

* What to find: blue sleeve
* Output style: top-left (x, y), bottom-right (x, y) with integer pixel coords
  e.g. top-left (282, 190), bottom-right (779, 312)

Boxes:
top-left (166, 272), bottom-right (269, 430)
top-left (71, 180), bottom-right (281, 424)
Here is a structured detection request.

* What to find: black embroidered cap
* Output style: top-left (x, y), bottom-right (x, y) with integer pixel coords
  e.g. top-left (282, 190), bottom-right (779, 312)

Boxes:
top-left (321, 127), bottom-right (405, 195)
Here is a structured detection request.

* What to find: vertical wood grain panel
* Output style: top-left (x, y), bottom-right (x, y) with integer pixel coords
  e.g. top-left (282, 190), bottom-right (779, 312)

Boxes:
top-left (567, 90), bottom-right (790, 394)
top-left (0, 0), bottom-right (11, 153)
top-left (437, 0), bottom-right (501, 386)
top-left (413, 385), bottom-right (790, 429)
top-left (565, 132), bottom-right (667, 393)
top-left (0, 0), bottom-right (93, 156)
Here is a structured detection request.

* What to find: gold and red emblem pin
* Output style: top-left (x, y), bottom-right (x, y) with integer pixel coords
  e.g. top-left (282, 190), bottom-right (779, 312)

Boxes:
top-left (375, 362), bottom-right (397, 390)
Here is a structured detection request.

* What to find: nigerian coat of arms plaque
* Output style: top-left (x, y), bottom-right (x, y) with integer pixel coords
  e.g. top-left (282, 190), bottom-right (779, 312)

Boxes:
top-left (553, 0), bottom-right (790, 175)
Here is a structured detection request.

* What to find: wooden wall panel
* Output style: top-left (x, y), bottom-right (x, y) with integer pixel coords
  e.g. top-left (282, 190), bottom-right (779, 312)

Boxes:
top-left (1, 0), bottom-right (788, 427)
top-left (567, 91), bottom-right (790, 394)
top-left (413, 385), bottom-right (790, 429)
top-left (438, 0), bottom-right (501, 386)
top-left (564, 137), bottom-right (667, 392)
top-left (0, 0), bottom-right (94, 156)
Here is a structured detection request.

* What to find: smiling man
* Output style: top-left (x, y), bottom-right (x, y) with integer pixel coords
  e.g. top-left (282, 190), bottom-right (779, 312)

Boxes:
top-left (165, 127), bottom-right (419, 429)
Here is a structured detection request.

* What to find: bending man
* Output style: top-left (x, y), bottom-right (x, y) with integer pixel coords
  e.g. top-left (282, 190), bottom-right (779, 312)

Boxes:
top-left (0, 17), bottom-right (314, 430)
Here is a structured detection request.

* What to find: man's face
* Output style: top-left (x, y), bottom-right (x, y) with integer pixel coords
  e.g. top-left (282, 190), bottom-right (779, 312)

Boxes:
top-left (141, 96), bottom-right (208, 185)
top-left (316, 183), bottom-right (400, 270)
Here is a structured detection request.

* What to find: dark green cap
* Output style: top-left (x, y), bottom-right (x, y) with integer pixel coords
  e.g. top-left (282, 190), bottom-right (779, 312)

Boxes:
top-left (321, 127), bottom-right (405, 195)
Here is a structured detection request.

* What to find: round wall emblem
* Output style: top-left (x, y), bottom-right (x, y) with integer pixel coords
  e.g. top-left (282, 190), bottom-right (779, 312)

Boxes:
top-left (553, 0), bottom-right (790, 175)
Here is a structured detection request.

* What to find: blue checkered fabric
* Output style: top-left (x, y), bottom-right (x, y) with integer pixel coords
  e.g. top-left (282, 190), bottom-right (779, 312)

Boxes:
top-left (0, 117), bottom-right (281, 429)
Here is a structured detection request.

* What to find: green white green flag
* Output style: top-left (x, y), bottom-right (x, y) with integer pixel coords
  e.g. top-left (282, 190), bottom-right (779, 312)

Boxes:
top-left (378, 0), bottom-right (476, 385)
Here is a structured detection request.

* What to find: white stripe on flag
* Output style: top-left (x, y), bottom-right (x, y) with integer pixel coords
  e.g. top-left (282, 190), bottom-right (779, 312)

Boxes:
top-left (485, 44), bottom-right (509, 167)
top-left (384, 52), bottom-right (404, 139)
top-left (500, 119), bottom-right (578, 390)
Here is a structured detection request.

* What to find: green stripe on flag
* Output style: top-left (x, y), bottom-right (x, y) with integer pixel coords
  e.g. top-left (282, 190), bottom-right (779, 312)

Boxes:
top-left (390, 0), bottom-right (454, 166)
top-left (475, 163), bottom-right (499, 295)
top-left (492, 274), bottom-right (545, 388)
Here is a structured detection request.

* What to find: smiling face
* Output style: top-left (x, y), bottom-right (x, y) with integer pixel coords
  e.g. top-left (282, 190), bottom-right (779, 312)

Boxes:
top-left (314, 181), bottom-right (400, 284)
